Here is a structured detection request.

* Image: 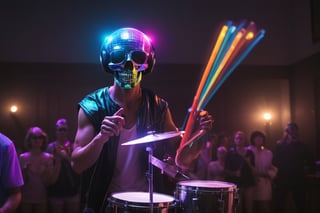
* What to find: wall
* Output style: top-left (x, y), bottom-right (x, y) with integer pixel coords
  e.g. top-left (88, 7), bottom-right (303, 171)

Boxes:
top-left (291, 52), bottom-right (320, 159)
top-left (2, 60), bottom-right (317, 159)
top-left (0, 0), bottom-right (319, 66)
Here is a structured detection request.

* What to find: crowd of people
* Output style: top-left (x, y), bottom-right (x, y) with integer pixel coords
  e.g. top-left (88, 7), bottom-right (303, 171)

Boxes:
top-left (195, 124), bottom-right (315, 213)
top-left (1, 121), bottom-right (315, 213)
top-left (0, 118), bottom-right (80, 213)
top-left (0, 27), bottom-right (317, 213)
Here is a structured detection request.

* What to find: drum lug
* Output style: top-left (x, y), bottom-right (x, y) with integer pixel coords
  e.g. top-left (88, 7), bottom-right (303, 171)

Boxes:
top-left (234, 192), bottom-right (240, 206)
top-left (192, 197), bottom-right (200, 213)
top-left (218, 198), bottom-right (225, 213)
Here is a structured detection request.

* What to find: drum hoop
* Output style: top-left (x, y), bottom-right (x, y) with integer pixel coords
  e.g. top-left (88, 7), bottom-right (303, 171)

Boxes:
top-left (108, 192), bottom-right (175, 208)
top-left (176, 180), bottom-right (237, 193)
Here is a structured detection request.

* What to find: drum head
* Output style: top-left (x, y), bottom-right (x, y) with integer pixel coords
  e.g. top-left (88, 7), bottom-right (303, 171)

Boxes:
top-left (111, 192), bottom-right (175, 204)
top-left (177, 180), bottom-right (236, 193)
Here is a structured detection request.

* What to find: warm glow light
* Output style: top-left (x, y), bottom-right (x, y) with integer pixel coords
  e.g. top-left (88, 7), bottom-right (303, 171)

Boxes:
top-left (10, 105), bottom-right (18, 113)
top-left (263, 112), bottom-right (272, 121)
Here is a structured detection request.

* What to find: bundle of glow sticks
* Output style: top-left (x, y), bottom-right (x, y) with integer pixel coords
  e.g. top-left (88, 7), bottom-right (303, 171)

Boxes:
top-left (179, 20), bottom-right (265, 148)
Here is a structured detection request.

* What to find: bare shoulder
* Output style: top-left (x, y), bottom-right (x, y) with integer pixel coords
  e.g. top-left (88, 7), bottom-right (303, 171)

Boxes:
top-left (19, 152), bottom-right (30, 160)
top-left (43, 152), bottom-right (53, 159)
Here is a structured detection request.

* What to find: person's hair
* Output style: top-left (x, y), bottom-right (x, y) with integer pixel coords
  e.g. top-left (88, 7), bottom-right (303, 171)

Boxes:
top-left (285, 122), bottom-right (299, 133)
top-left (24, 126), bottom-right (49, 151)
top-left (250, 130), bottom-right (266, 146)
top-left (233, 130), bottom-right (245, 140)
top-left (217, 145), bottom-right (227, 153)
top-left (231, 130), bottom-right (248, 148)
top-left (234, 130), bottom-right (244, 136)
top-left (56, 118), bottom-right (68, 128)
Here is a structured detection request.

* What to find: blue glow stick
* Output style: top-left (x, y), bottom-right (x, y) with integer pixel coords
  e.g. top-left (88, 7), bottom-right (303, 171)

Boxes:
top-left (199, 22), bottom-right (234, 98)
top-left (200, 29), bottom-right (266, 109)
top-left (199, 21), bottom-right (247, 108)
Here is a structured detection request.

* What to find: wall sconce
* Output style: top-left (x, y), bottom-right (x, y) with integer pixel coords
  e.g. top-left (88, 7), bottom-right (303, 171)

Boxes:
top-left (263, 112), bottom-right (272, 140)
top-left (9, 104), bottom-right (25, 134)
top-left (10, 105), bottom-right (18, 114)
top-left (263, 112), bottom-right (272, 124)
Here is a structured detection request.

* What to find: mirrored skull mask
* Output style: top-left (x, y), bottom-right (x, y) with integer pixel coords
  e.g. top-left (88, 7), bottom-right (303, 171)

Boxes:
top-left (100, 27), bottom-right (156, 89)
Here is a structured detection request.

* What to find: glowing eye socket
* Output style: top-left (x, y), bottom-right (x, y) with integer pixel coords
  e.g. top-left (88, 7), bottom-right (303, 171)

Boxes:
top-left (110, 50), bottom-right (126, 64)
top-left (110, 50), bottom-right (147, 64)
top-left (131, 51), bottom-right (147, 64)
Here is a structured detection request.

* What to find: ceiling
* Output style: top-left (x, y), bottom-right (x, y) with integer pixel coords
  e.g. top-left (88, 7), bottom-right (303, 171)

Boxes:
top-left (0, 0), bottom-right (318, 66)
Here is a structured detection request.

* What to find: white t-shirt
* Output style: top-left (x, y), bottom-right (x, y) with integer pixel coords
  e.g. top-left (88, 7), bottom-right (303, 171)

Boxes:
top-left (250, 146), bottom-right (276, 200)
top-left (107, 124), bottom-right (148, 193)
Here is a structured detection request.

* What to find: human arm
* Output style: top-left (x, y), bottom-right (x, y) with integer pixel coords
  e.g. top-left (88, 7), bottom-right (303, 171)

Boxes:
top-left (175, 110), bottom-right (213, 169)
top-left (71, 107), bottom-right (125, 174)
top-left (43, 154), bottom-right (61, 185)
top-left (19, 154), bottom-right (29, 184)
top-left (0, 187), bottom-right (21, 213)
top-left (263, 151), bottom-right (278, 179)
top-left (1, 136), bottom-right (24, 213)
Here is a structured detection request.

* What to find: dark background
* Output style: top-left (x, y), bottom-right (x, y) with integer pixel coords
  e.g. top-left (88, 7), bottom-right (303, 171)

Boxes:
top-left (0, 0), bottom-right (319, 162)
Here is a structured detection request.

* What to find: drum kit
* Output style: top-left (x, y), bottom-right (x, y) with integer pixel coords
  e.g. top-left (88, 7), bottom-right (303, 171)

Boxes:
top-left (105, 19), bottom-right (266, 212)
top-left (106, 131), bottom-right (239, 213)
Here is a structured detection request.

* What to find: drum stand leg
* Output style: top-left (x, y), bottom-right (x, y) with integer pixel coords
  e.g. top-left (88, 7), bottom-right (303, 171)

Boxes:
top-left (146, 146), bottom-right (154, 213)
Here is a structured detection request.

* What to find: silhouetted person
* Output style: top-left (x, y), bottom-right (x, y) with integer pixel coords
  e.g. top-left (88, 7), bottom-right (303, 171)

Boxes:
top-left (207, 146), bottom-right (227, 181)
top-left (46, 118), bottom-right (80, 213)
top-left (19, 127), bottom-right (57, 213)
top-left (273, 122), bottom-right (315, 213)
top-left (224, 131), bottom-right (255, 213)
top-left (249, 131), bottom-right (277, 213)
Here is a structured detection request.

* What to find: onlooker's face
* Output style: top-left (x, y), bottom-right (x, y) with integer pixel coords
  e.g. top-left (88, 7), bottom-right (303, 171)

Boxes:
top-left (234, 132), bottom-right (245, 146)
top-left (253, 135), bottom-right (264, 147)
top-left (30, 134), bottom-right (44, 149)
top-left (56, 124), bottom-right (68, 138)
top-left (217, 149), bottom-right (227, 161)
top-left (286, 126), bottom-right (298, 141)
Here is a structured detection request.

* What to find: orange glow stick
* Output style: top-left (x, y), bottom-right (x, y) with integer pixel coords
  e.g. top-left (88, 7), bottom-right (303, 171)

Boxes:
top-left (197, 29), bottom-right (245, 110)
top-left (199, 23), bottom-right (259, 109)
top-left (179, 23), bottom-right (230, 148)
top-left (201, 28), bottom-right (265, 109)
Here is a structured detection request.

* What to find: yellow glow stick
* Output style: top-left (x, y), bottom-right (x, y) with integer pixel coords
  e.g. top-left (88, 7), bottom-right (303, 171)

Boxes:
top-left (199, 28), bottom-right (255, 109)
top-left (179, 23), bottom-right (230, 148)
top-left (197, 29), bottom-right (245, 110)
top-left (203, 29), bottom-right (266, 109)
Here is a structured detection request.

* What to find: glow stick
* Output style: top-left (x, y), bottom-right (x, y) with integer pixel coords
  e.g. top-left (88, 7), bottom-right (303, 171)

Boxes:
top-left (179, 22), bottom-right (231, 147)
top-left (197, 29), bottom-right (245, 110)
top-left (198, 25), bottom-right (236, 104)
top-left (198, 28), bottom-right (252, 109)
top-left (198, 21), bottom-right (247, 110)
top-left (201, 29), bottom-right (265, 108)
top-left (199, 22), bottom-right (262, 110)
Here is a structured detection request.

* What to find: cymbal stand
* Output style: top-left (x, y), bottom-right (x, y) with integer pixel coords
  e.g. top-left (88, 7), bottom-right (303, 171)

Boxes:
top-left (146, 146), bottom-right (154, 213)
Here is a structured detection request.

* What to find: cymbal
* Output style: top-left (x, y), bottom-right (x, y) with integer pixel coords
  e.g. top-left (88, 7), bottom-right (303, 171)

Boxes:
top-left (121, 131), bottom-right (184, 146)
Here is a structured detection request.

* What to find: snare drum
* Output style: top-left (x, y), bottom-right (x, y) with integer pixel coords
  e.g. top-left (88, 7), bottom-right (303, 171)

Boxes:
top-left (107, 191), bottom-right (176, 213)
top-left (175, 180), bottom-right (238, 213)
